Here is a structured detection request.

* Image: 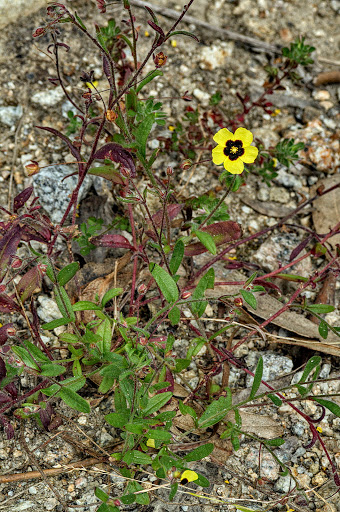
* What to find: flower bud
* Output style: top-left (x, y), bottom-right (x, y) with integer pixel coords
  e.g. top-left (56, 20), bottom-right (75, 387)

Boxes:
top-left (234, 297), bottom-right (243, 308)
top-left (180, 159), bottom-right (192, 171)
top-left (166, 166), bottom-right (173, 176)
top-left (120, 166), bottom-right (131, 178)
top-left (25, 161), bottom-right (40, 176)
top-left (181, 291), bottom-right (191, 299)
top-left (154, 52), bottom-right (167, 68)
top-left (32, 27), bottom-right (45, 38)
top-left (106, 109), bottom-right (117, 122)
top-left (138, 283), bottom-right (147, 295)
top-left (0, 284), bottom-right (6, 293)
top-left (140, 337), bottom-right (148, 346)
top-left (11, 257), bottom-right (22, 269)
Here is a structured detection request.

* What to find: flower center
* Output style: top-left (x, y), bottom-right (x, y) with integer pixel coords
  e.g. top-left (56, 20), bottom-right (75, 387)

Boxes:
top-left (224, 139), bottom-right (244, 161)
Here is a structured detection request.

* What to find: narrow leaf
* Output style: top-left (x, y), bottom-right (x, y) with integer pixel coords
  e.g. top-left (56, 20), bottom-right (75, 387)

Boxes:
top-left (93, 143), bottom-right (136, 176)
top-left (240, 289), bottom-right (257, 310)
top-left (149, 263), bottom-right (179, 303)
top-left (168, 306), bottom-right (180, 326)
top-left (169, 240), bottom-right (185, 275)
top-left (101, 288), bottom-right (123, 307)
top-left (57, 262), bottom-right (79, 286)
top-left (313, 398), bottom-right (340, 417)
top-left (195, 230), bottom-right (216, 255)
top-left (191, 268), bottom-right (215, 317)
top-left (136, 70), bottom-right (163, 94)
top-left (319, 320), bottom-right (329, 339)
top-left (184, 443), bottom-right (214, 462)
top-left (142, 391), bottom-right (172, 417)
top-left (58, 387), bottom-right (90, 413)
top-left (307, 304), bottom-right (335, 314)
top-left (198, 393), bottom-right (232, 428)
top-left (249, 356), bottom-right (263, 400)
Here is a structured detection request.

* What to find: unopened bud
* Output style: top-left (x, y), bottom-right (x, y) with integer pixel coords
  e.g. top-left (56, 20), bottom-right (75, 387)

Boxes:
top-left (106, 109), bottom-right (117, 122)
top-left (180, 159), bottom-right (192, 171)
top-left (38, 263), bottom-right (48, 275)
top-left (154, 52), bottom-right (167, 68)
top-left (138, 283), bottom-right (147, 295)
top-left (11, 257), bottom-right (22, 269)
top-left (166, 166), bottom-right (173, 176)
top-left (181, 291), bottom-right (191, 299)
top-left (25, 161), bottom-right (40, 176)
top-left (234, 297), bottom-right (243, 308)
top-left (6, 326), bottom-right (16, 337)
top-left (32, 27), bottom-right (45, 38)
top-left (113, 500), bottom-right (121, 507)
top-left (120, 166), bottom-right (131, 178)
top-left (0, 284), bottom-right (6, 293)
top-left (140, 337), bottom-right (148, 346)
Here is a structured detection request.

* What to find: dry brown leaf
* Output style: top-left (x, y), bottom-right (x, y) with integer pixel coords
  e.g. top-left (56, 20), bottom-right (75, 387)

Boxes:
top-left (222, 411), bottom-right (284, 439)
top-left (312, 175), bottom-right (340, 252)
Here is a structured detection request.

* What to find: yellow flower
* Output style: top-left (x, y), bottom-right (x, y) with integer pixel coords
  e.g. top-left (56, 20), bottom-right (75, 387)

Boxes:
top-left (212, 127), bottom-right (258, 174)
top-left (171, 40), bottom-right (177, 47)
top-left (144, 30), bottom-right (150, 37)
top-left (85, 80), bottom-right (99, 89)
top-left (316, 426), bottom-right (323, 433)
top-left (146, 438), bottom-right (155, 448)
top-left (180, 470), bottom-right (198, 484)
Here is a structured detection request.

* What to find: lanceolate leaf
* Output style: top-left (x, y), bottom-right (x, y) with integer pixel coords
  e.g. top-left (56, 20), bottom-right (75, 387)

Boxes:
top-left (93, 143), bottom-right (136, 176)
top-left (198, 393), bottom-right (232, 428)
top-left (90, 234), bottom-right (135, 250)
top-left (249, 357), bottom-right (263, 399)
top-left (0, 293), bottom-right (20, 314)
top-left (17, 266), bottom-right (42, 303)
top-left (58, 387), bottom-right (90, 413)
top-left (149, 263), bottom-right (179, 303)
top-left (185, 221), bottom-right (241, 256)
top-left (0, 225), bottom-right (22, 279)
top-left (36, 126), bottom-right (81, 161)
top-left (191, 268), bottom-right (215, 317)
top-left (169, 240), bottom-right (185, 275)
top-left (57, 262), bottom-right (80, 286)
top-left (134, 114), bottom-right (154, 159)
top-left (313, 398), bottom-right (340, 418)
top-left (152, 204), bottom-right (183, 229)
top-left (88, 165), bottom-right (126, 185)
top-left (13, 187), bottom-right (34, 213)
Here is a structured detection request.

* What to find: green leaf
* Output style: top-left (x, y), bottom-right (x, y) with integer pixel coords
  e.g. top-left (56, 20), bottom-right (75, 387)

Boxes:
top-left (191, 268), bottom-right (215, 317)
top-left (57, 262), bottom-right (80, 286)
top-left (41, 317), bottom-right (72, 330)
top-left (72, 301), bottom-right (102, 311)
top-left (240, 289), bottom-right (257, 310)
top-left (54, 285), bottom-right (75, 321)
top-left (265, 438), bottom-right (285, 446)
top-left (230, 506), bottom-right (265, 512)
top-left (134, 114), bottom-right (155, 158)
top-left (74, 11), bottom-right (87, 30)
top-left (193, 473), bottom-right (210, 487)
top-left (58, 387), bottom-right (90, 413)
top-left (23, 340), bottom-right (50, 362)
top-left (149, 263), bottom-right (179, 303)
top-left (95, 487), bottom-right (109, 503)
top-left (97, 318), bottom-right (112, 354)
top-left (195, 230), bottom-right (217, 255)
top-left (39, 363), bottom-right (66, 377)
top-left (249, 356), bottom-right (263, 400)
top-left (174, 359), bottom-right (190, 372)
top-left (184, 443), bottom-right (214, 462)
top-left (11, 347), bottom-right (40, 370)
top-left (101, 288), bottom-right (123, 307)
top-left (169, 482), bottom-right (178, 501)
top-left (178, 400), bottom-right (197, 420)
top-left (146, 429), bottom-right (172, 441)
top-left (169, 240), bottom-right (184, 275)
top-left (319, 320), bottom-right (329, 339)
top-left (299, 356), bottom-right (321, 384)
top-left (168, 306), bottom-right (180, 326)
top-left (98, 375), bottom-right (115, 394)
top-left (123, 451), bottom-right (152, 465)
top-left (142, 392), bottom-right (172, 417)
top-left (307, 304), bottom-right (335, 314)
top-left (136, 70), bottom-right (163, 94)
top-left (198, 392), bottom-right (232, 428)
top-left (169, 30), bottom-right (199, 42)
top-left (267, 394), bottom-right (282, 406)
top-left (313, 398), bottom-right (340, 417)
top-left (165, 334), bottom-right (175, 352)
top-left (105, 412), bottom-right (129, 428)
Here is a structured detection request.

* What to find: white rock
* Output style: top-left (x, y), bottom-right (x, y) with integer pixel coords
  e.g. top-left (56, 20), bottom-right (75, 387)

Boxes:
top-left (0, 0), bottom-right (46, 29)
top-left (193, 88), bottom-right (211, 106)
top-left (199, 42), bottom-right (234, 71)
top-left (31, 87), bottom-right (65, 108)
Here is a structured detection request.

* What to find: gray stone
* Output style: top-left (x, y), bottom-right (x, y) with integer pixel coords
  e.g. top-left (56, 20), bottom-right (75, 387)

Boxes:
top-left (246, 351), bottom-right (293, 386)
top-left (274, 474), bottom-right (295, 493)
top-left (33, 164), bottom-right (95, 223)
top-left (31, 87), bottom-right (65, 108)
top-left (0, 105), bottom-right (23, 127)
top-left (37, 295), bottom-right (62, 324)
top-left (268, 186), bottom-right (290, 204)
top-left (276, 167), bottom-right (303, 189)
top-left (0, 0), bottom-right (46, 29)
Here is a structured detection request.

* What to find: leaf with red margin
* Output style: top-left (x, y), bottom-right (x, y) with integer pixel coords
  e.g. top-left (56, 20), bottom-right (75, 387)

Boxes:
top-left (0, 225), bottom-right (22, 279)
top-left (152, 204), bottom-right (183, 228)
top-left (17, 266), bottom-right (43, 303)
top-left (185, 221), bottom-right (241, 256)
top-left (36, 126), bottom-right (81, 162)
top-left (93, 143), bottom-right (136, 177)
top-left (0, 324), bottom-right (15, 346)
top-left (13, 187), bottom-right (34, 213)
top-left (0, 415), bottom-right (15, 439)
top-left (0, 356), bottom-right (6, 382)
top-left (90, 234), bottom-right (135, 251)
top-left (0, 294), bottom-right (20, 313)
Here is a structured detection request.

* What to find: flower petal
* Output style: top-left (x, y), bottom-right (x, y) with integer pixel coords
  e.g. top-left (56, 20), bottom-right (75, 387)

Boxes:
top-left (234, 127), bottom-right (253, 147)
top-left (224, 157), bottom-right (244, 174)
top-left (240, 145), bottom-right (259, 163)
top-left (213, 128), bottom-right (234, 145)
top-left (212, 145), bottom-right (226, 165)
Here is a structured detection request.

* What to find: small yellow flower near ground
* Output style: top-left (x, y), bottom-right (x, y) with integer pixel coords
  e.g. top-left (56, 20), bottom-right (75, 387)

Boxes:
top-left (271, 108), bottom-right (281, 116)
top-left (180, 470), bottom-right (198, 484)
top-left (171, 40), bottom-right (177, 47)
top-left (212, 127), bottom-right (258, 174)
top-left (144, 30), bottom-right (150, 37)
top-left (316, 426), bottom-right (323, 433)
top-left (85, 81), bottom-right (99, 89)
top-left (146, 438), bottom-right (155, 448)
top-left (168, 125), bottom-right (175, 131)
